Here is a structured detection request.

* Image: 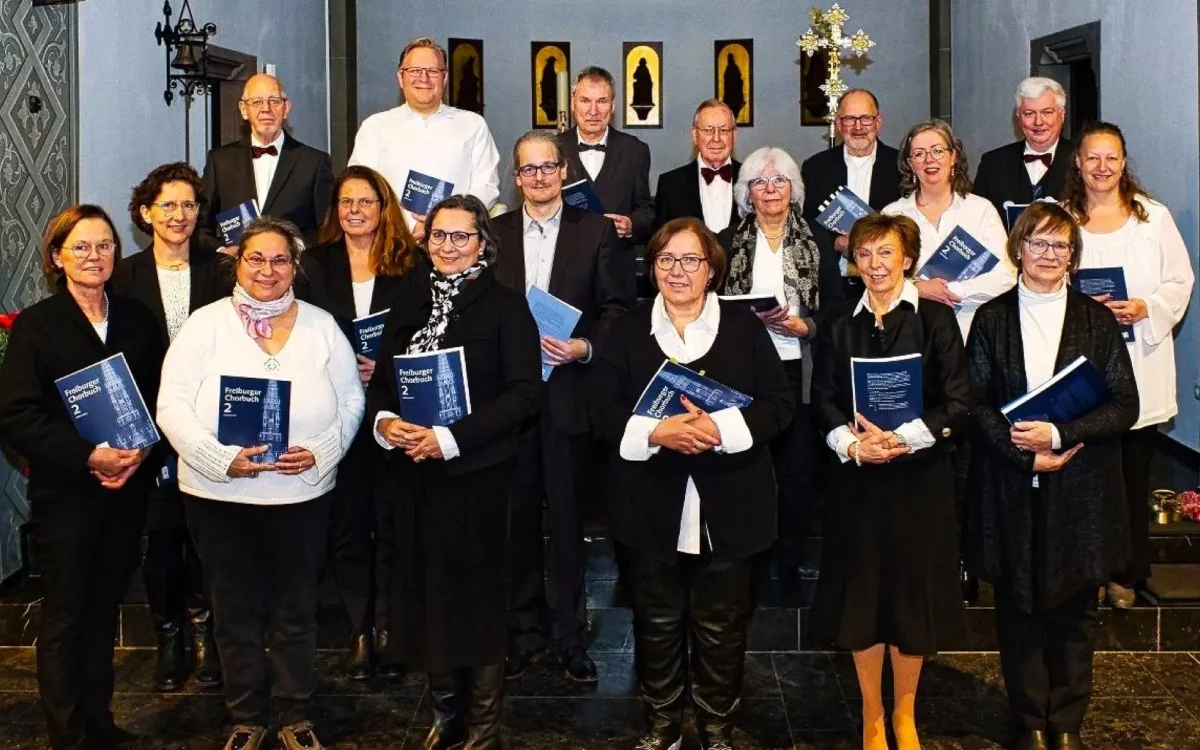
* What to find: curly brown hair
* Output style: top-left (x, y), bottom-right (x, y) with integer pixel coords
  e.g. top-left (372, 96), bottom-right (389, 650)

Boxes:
top-left (1059, 121), bottom-right (1150, 225)
top-left (128, 162), bottom-right (206, 235)
top-left (315, 165), bottom-right (419, 276)
top-left (897, 119), bottom-right (973, 198)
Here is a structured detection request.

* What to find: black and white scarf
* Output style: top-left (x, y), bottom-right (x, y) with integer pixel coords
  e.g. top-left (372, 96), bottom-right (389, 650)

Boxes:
top-left (406, 260), bottom-right (490, 354)
top-left (723, 205), bottom-right (820, 312)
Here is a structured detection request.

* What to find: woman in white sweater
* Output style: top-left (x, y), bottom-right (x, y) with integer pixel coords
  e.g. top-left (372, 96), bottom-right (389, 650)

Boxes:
top-left (157, 217), bottom-right (363, 750)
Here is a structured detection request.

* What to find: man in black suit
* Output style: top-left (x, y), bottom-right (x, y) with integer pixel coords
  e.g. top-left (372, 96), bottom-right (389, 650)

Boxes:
top-left (799, 89), bottom-right (902, 307)
top-left (654, 99), bottom-right (741, 234)
top-left (556, 66), bottom-right (654, 299)
top-left (974, 76), bottom-right (1071, 223)
top-left (196, 73), bottom-right (334, 253)
top-left (493, 130), bottom-right (630, 684)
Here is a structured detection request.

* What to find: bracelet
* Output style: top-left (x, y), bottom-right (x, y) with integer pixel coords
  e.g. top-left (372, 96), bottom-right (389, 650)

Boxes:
top-left (850, 440), bottom-right (862, 467)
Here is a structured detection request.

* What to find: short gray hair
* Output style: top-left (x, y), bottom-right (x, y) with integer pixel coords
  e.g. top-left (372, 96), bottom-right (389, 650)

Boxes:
top-left (1014, 76), bottom-right (1066, 109)
top-left (572, 66), bottom-right (615, 96)
top-left (691, 99), bottom-right (735, 127)
top-left (733, 147), bottom-right (804, 218)
top-left (398, 37), bottom-right (447, 69)
top-left (510, 130), bottom-right (564, 176)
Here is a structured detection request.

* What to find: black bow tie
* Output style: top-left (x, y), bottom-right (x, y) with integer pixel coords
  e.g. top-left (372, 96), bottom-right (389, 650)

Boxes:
top-left (1023, 152), bottom-right (1052, 167)
top-left (251, 145), bottom-right (278, 159)
top-left (701, 164), bottom-right (734, 184)
top-left (578, 143), bottom-right (606, 152)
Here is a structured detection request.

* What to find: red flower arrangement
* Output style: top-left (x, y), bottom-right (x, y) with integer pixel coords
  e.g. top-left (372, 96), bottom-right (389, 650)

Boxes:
top-left (1179, 489), bottom-right (1200, 523)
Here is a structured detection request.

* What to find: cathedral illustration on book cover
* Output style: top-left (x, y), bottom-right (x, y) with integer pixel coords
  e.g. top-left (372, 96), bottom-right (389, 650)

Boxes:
top-left (100, 357), bottom-right (157, 449)
top-left (436, 352), bottom-right (465, 424)
top-left (258, 379), bottom-right (286, 464)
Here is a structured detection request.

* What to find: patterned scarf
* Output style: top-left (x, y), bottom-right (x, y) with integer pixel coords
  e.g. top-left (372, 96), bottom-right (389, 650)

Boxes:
top-left (232, 283), bottom-right (296, 340)
top-left (723, 205), bottom-right (820, 312)
top-left (406, 260), bottom-right (490, 354)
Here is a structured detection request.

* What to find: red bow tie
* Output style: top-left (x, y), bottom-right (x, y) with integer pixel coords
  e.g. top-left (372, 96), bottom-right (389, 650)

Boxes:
top-left (251, 145), bottom-right (278, 159)
top-left (701, 164), bottom-right (734, 184)
top-left (1023, 152), bottom-right (1051, 167)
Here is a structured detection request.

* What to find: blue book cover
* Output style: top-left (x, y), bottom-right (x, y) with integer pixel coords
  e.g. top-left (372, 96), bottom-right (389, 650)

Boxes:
top-left (633, 360), bottom-right (753, 419)
top-left (815, 185), bottom-right (874, 234)
top-left (352, 308), bottom-right (391, 360)
top-left (392, 347), bottom-right (472, 427)
top-left (719, 294), bottom-right (780, 314)
top-left (1001, 355), bottom-right (1111, 425)
top-left (215, 199), bottom-right (260, 246)
top-left (217, 376), bottom-right (291, 464)
top-left (526, 287), bottom-right (582, 382)
top-left (1002, 200), bottom-right (1029, 231)
top-left (917, 226), bottom-right (999, 283)
top-left (1071, 267), bottom-right (1135, 344)
top-left (850, 353), bottom-right (924, 432)
top-left (54, 353), bottom-right (160, 450)
top-left (400, 170), bottom-right (454, 215)
top-left (562, 179), bottom-right (606, 214)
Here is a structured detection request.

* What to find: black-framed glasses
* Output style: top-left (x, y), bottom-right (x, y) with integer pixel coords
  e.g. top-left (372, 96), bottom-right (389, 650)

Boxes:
top-left (515, 162), bottom-right (562, 178)
top-left (66, 241), bottom-right (117, 259)
top-left (400, 66), bottom-right (445, 79)
top-left (240, 97), bottom-right (287, 110)
top-left (654, 254), bottom-right (706, 273)
top-left (1023, 237), bottom-right (1073, 257)
top-left (151, 200), bottom-right (200, 216)
top-left (338, 197), bottom-right (380, 211)
top-left (909, 146), bottom-right (950, 162)
top-left (242, 254), bottom-right (293, 270)
top-left (838, 115), bottom-right (878, 127)
top-left (695, 125), bottom-right (735, 139)
top-left (748, 175), bottom-right (791, 191)
top-left (428, 229), bottom-right (479, 249)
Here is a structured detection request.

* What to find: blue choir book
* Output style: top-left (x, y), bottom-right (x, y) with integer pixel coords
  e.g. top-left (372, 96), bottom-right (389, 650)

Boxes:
top-left (633, 360), bottom-right (752, 419)
top-left (54, 353), bottom-right (160, 450)
top-left (1002, 200), bottom-right (1029, 231)
top-left (400, 170), bottom-right (454, 215)
top-left (815, 186), bottom-right (874, 235)
top-left (1001, 355), bottom-right (1111, 425)
top-left (217, 376), bottom-right (292, 464)
top-left (215, 199), bottom-right (260, 246)
top-left (1071, 267), bottom-right (1135, 343)
top-left (352, 308), bottom-right (391, 360)
top-left (526, 286), bottom-right (582, 382)
top-left (850, 353), bottom-right (924, 432)
top-left (719, 294), bottom-right (781, 314)
top-left (563, 179), bottom-right (606, 214)
top-left (917, 226), bottom-right (999, 283)
top-left (392, 347), bottom-right (472, 427)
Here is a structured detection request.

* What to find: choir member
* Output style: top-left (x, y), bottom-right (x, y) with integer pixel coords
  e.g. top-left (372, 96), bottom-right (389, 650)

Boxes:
top-left (654, 99), bottom-right (741, 234)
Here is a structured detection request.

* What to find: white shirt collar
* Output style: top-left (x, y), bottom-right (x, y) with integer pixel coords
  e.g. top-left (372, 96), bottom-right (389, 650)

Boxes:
top-left (650, 292), bottom-right (720, 337)
top-left (578, 127), bottom-right (609, 147)
top-left (522, 202), bottom-right (563, 234)
top-left (852, 279), bottom-right (921, 317)
top-left (1024, 139), bottom-right (1059, 157)
top-left (251, 130), bottom-right (285, 150)
top-left (844, 144), bottom-right (877, 165)
top-left (696, 155), bottom-right (733, 170)
top-left (896, 190), bottom-right (965, 212)
top-left (399, 102), bottom-right (451, 121)
top-left (1018, 275), bottom-right (1068, 301)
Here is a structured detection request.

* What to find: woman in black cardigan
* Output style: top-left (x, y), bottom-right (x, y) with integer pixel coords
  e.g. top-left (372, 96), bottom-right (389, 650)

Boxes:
top-left (297, 165), bottom-right (418, 678)
top-left (366, 195), bottom-right (541, 749)
top-left (588, 217), bottom-right (793, 750)
top-left (0, 205), bottom-right (164, 750)
top-left (967, 203), bottom-right (1138, 750)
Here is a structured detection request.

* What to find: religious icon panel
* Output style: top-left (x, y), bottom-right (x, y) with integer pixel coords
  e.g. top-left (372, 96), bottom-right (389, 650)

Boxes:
top-left (623, 42), bottom-right (663, 129)
top-left (448, 38), bottom-right (484, 115)
top-left (531, 41), bottom-right (571, 129)
top-left (714, 39), bottom-right (753, 126)
top-left (799, 48), bottom-right (831, 126)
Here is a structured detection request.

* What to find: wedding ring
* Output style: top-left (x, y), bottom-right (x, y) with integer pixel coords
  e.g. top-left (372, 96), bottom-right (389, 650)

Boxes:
top-left (693, 439), bottom-right (703, 449)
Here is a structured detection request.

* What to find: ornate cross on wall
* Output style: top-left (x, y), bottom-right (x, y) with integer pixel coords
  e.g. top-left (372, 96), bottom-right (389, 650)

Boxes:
top-left (797, 3), bottom-right (875, 148)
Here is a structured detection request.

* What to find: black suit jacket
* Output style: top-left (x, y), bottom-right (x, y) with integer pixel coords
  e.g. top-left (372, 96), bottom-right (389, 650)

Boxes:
top-left (492, 204), bottom-right (631, 434)
top-left (653, 159), bottom-right (742, 234)
top-left (800, 143), bottom-right (903, 307)
top-left (973, 138), bottom-right (1073, 221)
top-left (196, 134), bottom-right (334, 252)
top-left (295, 239), bottom-right (411, 346)
top-left (366, 268), bottom-right (542, 476)
top-left (110, 243), bottom-right (232, 350)
top-left (0, 291), bottom-right (165, 502)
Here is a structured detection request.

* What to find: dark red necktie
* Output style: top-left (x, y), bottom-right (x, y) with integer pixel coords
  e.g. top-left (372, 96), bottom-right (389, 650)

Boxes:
top-left (1023, 153), bottom-right (1051, 167)
top-left (251, 145), bottom-right (278, 159)
top-left (701, 164), bottom-right (734, 185)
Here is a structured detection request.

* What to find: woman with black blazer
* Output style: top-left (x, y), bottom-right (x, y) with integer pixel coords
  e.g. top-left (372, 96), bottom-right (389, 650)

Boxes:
top-left (0, 205), bottom-right (164, 750)
top-left (111, 162), bottom-right (229, 693)
top-left (367, 195), bottom-right (541, 749)
top-left (296, 165), bottom-right (418, 678)
top-left (967, 203), bottom-right (1138, 750)
top-left (588, 217), bottom-right (793, 750)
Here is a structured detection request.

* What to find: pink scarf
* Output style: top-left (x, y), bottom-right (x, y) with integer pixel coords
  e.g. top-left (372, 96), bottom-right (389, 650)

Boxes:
top-left (232, 283), bottom-right (295, 340)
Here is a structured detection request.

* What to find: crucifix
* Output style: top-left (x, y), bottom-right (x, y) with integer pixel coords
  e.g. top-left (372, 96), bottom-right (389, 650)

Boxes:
top-left (797, 3), bottom-right (876, 148)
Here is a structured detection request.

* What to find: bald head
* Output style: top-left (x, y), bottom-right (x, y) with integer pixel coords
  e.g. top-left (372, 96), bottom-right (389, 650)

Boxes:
top-left (239, 74), bottom-right (291, 143)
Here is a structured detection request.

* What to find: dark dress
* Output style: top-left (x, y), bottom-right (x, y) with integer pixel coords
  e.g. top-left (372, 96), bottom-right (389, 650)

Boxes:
top-left (365, 268), bottom-right (541, 671)
top-left (812, 294), bottom-right (969, 655)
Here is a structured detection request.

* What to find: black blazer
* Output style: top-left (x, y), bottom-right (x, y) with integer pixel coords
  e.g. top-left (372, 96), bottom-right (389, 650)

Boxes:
top-left (196, 134), bottom-right (335, 252)
top-left (800, 143), bottom-right (903, 307)
top-left (295, 239), bottom-right (411, 346)
top-left (0, 291), bottom-right (165, 501)
top-left (587, 300), bottom-right (794, 563)
top-left (492, 204), bottom-right (632, 434)
top-left (653, 159), bottom-right (742, 233)
top-left (966, 286), bottom-right (1138, 612)
top-left (366, 268), bottom-right (542, 476)
top-left (110, 243), bottom-right (232, 350)
top-left (973, 138), bottom-right (1073, 220)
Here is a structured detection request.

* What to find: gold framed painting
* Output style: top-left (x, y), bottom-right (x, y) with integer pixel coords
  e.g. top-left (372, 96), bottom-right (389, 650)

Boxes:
top-left (714, 39), bottom-right (753, 126)
top-left (623, 42), bottom-right (662, 129)
top-left (448, 38), bottom-right (484, 114)
top-left (531, 41), bottom-right (570, 129)
top-left (800, 49), bottom-right (831, 126)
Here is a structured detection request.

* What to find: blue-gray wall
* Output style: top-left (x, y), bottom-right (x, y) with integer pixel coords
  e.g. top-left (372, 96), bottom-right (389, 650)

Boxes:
top-left (355, 0), bottom-right (930, 207)
top-left (78, 0), bottom-right (330, 250)
top-left (953, 1), bottom-right (1200, 451)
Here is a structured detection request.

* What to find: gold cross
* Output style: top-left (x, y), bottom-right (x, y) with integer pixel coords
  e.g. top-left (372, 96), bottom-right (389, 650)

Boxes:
top-left (797, 3), bottom-right (875, 146)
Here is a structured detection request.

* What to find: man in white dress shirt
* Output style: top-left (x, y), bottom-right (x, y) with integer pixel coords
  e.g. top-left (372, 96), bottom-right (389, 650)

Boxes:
top-left (653, 100), bottom-right (742, 235)
top-left (349, 37), bottom-right (500, 241)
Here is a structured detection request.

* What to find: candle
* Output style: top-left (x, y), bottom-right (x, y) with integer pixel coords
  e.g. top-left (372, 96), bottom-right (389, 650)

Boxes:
top-left (556, 69), bottom-right (569, 115)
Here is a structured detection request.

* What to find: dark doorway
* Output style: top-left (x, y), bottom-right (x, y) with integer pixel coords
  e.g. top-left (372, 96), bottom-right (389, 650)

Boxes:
top-left (204, 46), bottom-right (258, 147)
top-left (1030, 22), bottom-right (1100, 140)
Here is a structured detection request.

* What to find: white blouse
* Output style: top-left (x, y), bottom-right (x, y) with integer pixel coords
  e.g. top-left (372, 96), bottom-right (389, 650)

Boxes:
top-left (1077, 197), bottom-right (1195, 429)
top-left (748, 231), bottom-right (801, 361)
top-left (1017, 278), bottom-right (1067, 487)
top-left (156, 266), bottom-right (192, 341)
top-left (351, 277), bottom-right (375, 320)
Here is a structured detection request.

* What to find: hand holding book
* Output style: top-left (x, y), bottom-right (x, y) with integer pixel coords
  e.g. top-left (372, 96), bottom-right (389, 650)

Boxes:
top-left (848, 412), bottom-right (911, 464)
top-left (377, 416), bottom-right (443, 461)
top-left (227, 445), bottom-right (276, 478)
top-left (648, 395), bottom-right (721, 454)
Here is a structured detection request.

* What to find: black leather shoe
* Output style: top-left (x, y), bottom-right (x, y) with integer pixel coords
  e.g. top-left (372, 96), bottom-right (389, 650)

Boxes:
top-left (632, 733), bottom-right (682, 750)
top-left (190, 610), bottom-right (222, 688)
top-left (698, 714), bottom-right (735, 749)
top-left (1014, 729), bottom-right (1049, 750)
top-left (374, 630), bottom-right (404, 678)
top-left (424, 671), bottom-right (466, 750)
top-left (1053, 732), bottom-right (1086, 750)
top-left (557, 646), bottom-right (598, 683)
top-left (463, 663), bottom-right (505, 749)
top-left (154, 624), bottom-right (188, 692)
top-left (345, 632), bottom-right (375, 680)
top-left (504, 645), bottom-right (543, 681)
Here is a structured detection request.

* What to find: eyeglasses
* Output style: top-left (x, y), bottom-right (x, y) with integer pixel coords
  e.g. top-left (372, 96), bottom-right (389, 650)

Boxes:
top-left (400, 66), bottom-right (445, 79)
top-left (748, 175), bottom-right (791, 191)
top-left (909, 146), bottom-right (950, 162)
top-left (838, 115), bottom-right (878, 127)
top-left (240, 97), bottom-right (287, 110)
top-left (654, 254), bottom-right (706, 273)
top-left (242, 254), bottom-right (294, 270)
top-left (1018, 107), bottom-right (1060, 120)
top-left (151, 200), bottom-right (200, 216)
top-left (338, 197), bottom-right (380, 211)
top-left (65, 241), bottom-right (116, 259)
top-left (428, 229), bottom-right (479, 248)
top-left (515, 162), bottom-right (563, 178)
top-left (1023, 237), bottom-right (1073, 257)
top-left (695, 126), bottom-right (735, 139)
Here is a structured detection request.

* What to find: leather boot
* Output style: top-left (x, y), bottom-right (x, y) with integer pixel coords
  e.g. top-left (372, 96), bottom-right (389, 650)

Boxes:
top-left (376, 629), bottom-right (404, 678)
top-left (344, 631), bottom-right (375, 680)
top-left (423, 671), bottom-right (466, 750)
top-left (189, 607), bottom-right (222, 688)
top-left (144, 533), bottom-right (188, 692)
top-left (697, 708), bottom-right (735, 750)
top-left (153, 623), bottom-right (187, 692)
top-left (463, 663), bottom-right (505, 749)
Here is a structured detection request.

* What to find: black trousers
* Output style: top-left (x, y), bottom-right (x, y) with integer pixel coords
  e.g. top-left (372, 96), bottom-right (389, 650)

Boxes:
top-left (143, 483), bottom-right (208, 629)
top-left (508, 421), bottom-right (589, 653)
top-left (616, 542), bottom-right (762, 724)
top-left (34, 489), bottom-right (146, 750)
top-left (773, 360), bottom-right (816, 569)
top-left (328, 440), bottom-right (393, 635)
top-left (995, 586), bottom-right (1099, 735)
top-left (185, 493), bottom-right (329, 727)
top-left (1113, 425), bottom-right (1156, 586)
